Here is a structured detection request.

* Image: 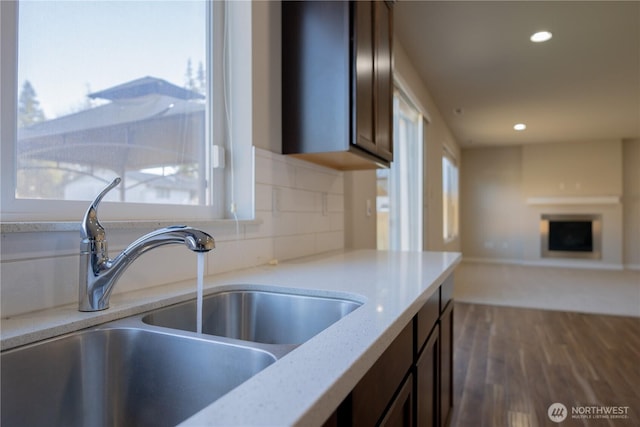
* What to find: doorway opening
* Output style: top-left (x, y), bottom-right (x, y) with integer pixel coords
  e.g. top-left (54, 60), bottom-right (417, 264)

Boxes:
top-left (377, 90), bottom-right (423, 251)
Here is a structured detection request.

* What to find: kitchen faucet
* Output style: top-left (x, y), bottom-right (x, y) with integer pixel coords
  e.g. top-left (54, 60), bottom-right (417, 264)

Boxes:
top-left (78, 177), bottom-right (215, 312)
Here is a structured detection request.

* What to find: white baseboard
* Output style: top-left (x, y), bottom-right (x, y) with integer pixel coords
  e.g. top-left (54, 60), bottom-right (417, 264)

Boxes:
top-left (461, 257), bottom-right (523, 266)
top-left (461, 256), bottom-right (625, 271)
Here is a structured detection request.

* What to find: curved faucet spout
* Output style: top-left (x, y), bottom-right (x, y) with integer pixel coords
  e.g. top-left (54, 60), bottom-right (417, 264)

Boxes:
top-left (78, 179), bottom-right (215, 312)
top-left (79, 225), bottom-right (215, 312)
top-left (122, 225), bottom-right (215, 256)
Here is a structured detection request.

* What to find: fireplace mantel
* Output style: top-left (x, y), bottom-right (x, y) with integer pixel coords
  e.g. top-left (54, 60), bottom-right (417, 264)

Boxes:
top-left (526, 196), bottom-right (621, 205)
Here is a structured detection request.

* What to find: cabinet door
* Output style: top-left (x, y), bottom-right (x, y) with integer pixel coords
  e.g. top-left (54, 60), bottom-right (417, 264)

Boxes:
top-left (416, 325), bottom-right (439, 427)
top-left (354, 1), bottom-right (376, 153)
top-left (416, 290), bottom-right (440, 355)
top-left (351, 322), bottom-right (413, 426)
top-left (374, 0), bottom-right (393, 161)
top-left (379, 374), bottom-right (413, 427)
top-left (440, 303), bottom-right (454, 427)
top-left (282, 1), bottom-right (351, 156)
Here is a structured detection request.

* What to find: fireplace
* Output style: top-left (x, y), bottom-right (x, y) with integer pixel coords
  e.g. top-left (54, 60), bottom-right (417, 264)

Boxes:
top-left (540, 214), bottom-right (602, 259)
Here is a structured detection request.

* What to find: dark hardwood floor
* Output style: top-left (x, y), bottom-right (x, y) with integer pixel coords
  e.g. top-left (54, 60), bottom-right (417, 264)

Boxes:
top-left (450, 302), bottom-right (640, 427)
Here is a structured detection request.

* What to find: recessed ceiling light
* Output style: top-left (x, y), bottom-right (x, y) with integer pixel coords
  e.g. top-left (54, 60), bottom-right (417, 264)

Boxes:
top-left (530, 31), bottom-right (552, 43)
top-left (514, 123), bottom-right (527, 131)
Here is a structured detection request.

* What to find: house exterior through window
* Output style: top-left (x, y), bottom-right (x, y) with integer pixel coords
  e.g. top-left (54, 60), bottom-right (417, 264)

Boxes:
top-left (1, 0), bottom-right (250, 221)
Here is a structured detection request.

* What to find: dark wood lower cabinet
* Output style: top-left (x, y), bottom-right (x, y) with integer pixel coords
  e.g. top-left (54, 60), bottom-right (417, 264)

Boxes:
top-left (380, 374), bottom-right (413, 427)
top-left (322, 276), bottom-right (455, 427)
top-left (416, 325), bottom-right (439, 427)
top-left (351, 322), bottom-right (413, 426)
top-left (439, 303), bottom-right (454, 427)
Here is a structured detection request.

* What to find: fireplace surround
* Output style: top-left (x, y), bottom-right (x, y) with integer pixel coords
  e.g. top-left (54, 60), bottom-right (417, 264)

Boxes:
top-left (540, 214), bottom-right (602, 260)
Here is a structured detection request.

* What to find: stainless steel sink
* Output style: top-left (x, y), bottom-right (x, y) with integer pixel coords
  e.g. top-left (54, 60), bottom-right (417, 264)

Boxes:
top-left (143, 288), bottom-right (362, 345)
top-left (1, 327), bottom-right (275, 427)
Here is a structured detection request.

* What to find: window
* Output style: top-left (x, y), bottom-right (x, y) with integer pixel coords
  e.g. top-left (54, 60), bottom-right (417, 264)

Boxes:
top-left (377, 90), bottom-right (423, 251)
top-left (442, 150), bottom-right (459, 242)
top-left (1, 0), bottom-right (252, 222)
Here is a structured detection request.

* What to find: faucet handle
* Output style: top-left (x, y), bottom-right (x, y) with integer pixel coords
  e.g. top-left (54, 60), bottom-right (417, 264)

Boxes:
top-left (81, 177), bottom-right (121, 241)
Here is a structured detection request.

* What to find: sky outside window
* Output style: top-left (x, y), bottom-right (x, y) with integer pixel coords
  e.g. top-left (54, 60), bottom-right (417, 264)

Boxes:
top-left (18, 0), bottom-right (206, 118)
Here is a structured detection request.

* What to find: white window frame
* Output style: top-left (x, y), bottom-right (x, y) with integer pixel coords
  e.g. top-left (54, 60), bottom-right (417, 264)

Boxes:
top-left (0, 0), bottom-right (253, 223)
top-left (386, 89), bottom-right (423, 251)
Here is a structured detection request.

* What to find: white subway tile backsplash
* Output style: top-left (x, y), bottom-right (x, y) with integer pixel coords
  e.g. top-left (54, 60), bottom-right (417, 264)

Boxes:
top-left (278, 187), bottom-right (319, 212)
top-left (255, 183), bottom-right (273, 211)
top-left (272, 212), bottom-right (305, 237)
top-left (203, 223), bottom-right (246, 243)
top-left (1, 149), bottom-right (345, 316)
top-left (1, 255), bottom-right (78, 317)
top-left (209, 238), bottom-right (274, 273)
top-left (327, 193), bottom-right (345, 213)
top-left (274, 234), bottom-right (318, 261)
top-left (295, 167), bottom-right (344, 194)
top-left (316, 230), bottom-right (345, 253)
top-left (301, 212), bottom-right (332, 234)
top-left (255, 152), bottom-right (296, 188)
top-left (329, 212), bottom-right (345, 231)
top-left (1, 231), bottom-right (79, 261)
top-left (329, 175), bottom-right (345, 195)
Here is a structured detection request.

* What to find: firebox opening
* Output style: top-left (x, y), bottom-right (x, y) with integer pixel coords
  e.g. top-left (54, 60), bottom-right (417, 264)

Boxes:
top-left (548, 221), bottom-right (593, 252)
top-left (541, 214), bottom-right (602, 260)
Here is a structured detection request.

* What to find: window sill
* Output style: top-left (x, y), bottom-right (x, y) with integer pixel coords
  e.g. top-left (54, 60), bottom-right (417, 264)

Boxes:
top-left (0, 219), bottom-right (262, 234)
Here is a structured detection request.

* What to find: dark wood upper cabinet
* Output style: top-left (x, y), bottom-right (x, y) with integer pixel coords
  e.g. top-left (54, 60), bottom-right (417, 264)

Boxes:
top-left (373, 1), bottom-right (393, 162)
top-left (354, 1), bottom-right (376, 154)
top-left (282, 1), bottom-right (394, 170)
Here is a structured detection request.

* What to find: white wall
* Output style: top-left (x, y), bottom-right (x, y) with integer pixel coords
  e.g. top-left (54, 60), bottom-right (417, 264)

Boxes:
top-left (623, 139), bottom-right (640, 268)
top-left (461, 140), bottom-right (639, 269)
top-left (460, 146), bottom-right (524, 260)
top-left (522, 140), bottom-right (622, 197)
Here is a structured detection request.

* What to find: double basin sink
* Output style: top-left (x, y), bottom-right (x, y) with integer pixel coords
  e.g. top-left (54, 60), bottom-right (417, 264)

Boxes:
top-left (1, 287), bottom-right (362, 427)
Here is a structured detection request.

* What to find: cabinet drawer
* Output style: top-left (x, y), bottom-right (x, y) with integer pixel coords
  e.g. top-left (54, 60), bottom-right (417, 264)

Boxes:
top-left (440, 275), bottom-right (454, 313)
top-left (351, 321), bottom-right (413, 426)
top-left (415, 289), bottom-right (439, 354)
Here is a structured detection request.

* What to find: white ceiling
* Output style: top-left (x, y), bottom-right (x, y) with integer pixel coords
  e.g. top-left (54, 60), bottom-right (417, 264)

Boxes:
top-left (393, 1), bottom-right (640, 147)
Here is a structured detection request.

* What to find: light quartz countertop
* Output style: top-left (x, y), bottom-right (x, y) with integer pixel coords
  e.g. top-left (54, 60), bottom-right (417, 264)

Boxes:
top-left (1, 249), bottom-right (461, 426)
